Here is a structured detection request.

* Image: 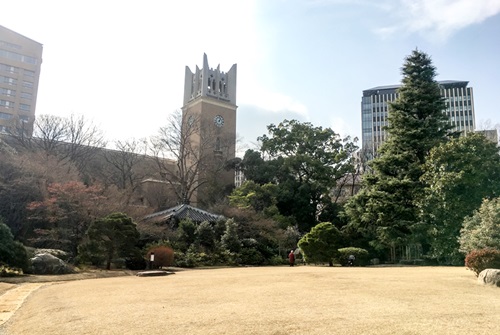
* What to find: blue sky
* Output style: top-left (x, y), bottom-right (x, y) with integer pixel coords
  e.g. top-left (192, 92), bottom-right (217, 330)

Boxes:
top-left (3, 0), bottom-right (500, 154)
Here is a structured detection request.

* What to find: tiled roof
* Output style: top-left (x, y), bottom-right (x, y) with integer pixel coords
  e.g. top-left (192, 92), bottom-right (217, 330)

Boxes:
top-left (142, 204), bottom-right (224, 223)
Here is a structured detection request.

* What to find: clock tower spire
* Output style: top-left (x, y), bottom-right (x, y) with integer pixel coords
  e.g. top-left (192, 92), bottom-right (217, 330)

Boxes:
top-left (181, 54), bottom-right (237, 206)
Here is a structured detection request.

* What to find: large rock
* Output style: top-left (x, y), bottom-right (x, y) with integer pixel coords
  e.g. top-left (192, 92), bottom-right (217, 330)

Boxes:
top-left (136, 270), bottom-right (172, 277)
top-left (30, 253), bottom-right (73, 275)
top-left (33, 248), bottom-right (70, 261)
top-left (477, 269), bottom-right (500, 287)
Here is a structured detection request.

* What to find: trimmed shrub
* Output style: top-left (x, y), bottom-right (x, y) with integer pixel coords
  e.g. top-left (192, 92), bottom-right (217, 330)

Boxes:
top-left (465, 248), bottom-right (500, 276)
top-left (77, 240), bottom-right (107, 266)
top-left (0, 265), bottom-right (24, 277)
top-left (337, 247), bottom-right (370, 266)
top-left (147, 246), bottom-right (174, 269)
top-left (460, 197), bottom-right (500, 255)
top-left (298, 222), bottom-right (342, 266)
top-left (172, 251), bottom-right (192, 268)
top-left (0, 222), bottom-right (30, 272)
top-left (125, 256), bottom-right (147, 270)
top-left (239, 247), bottom-right (265, 265)
top-left (239, 238), bottom-right (265, 266)
top-left (174, 248), bottom-right (238, 268)
top-left (269, 255), bottom-right (287, 266)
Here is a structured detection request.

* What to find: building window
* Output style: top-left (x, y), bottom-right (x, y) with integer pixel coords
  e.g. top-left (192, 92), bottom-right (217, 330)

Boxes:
top-left (0, 49), bottom-right (38, 64)
top-left (0, 88), bottom-right (15, 96)
top-left (20, 92), bottom-right (32, 100)
top-left (0, 63), bottom-right (18, 73)
top-left (23, 81), bottom-right (34, 89)
top-left (0, 125), bottom-right (11, 133)
top-left (0, 100), bottom-right (14, 108)
top-left (0, 75), bottom-right (17, 85)
top-left (0, 40), bottom-right (22, 49)
top-left (24, 70), bottom-right (35, 77)
top-left (0, 112), bottom-right (13, 119)
top-left (19, 103), bottom-right (30, 111)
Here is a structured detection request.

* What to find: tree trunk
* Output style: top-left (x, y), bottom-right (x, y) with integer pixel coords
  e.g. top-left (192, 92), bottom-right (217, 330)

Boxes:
top-left (106, 250), bottom-right (113, 270)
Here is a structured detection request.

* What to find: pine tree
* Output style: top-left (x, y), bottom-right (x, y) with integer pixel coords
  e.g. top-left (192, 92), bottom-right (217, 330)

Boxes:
top-left (381, 49), bottom-right (454, 163)
top-left (78, 212), bottom-right (140, 270)
top-left (344, 50), bottom-right (454, 260)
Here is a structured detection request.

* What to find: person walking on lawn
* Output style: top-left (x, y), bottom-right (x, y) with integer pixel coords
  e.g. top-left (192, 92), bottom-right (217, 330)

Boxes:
top-left (288, 250), bottom-right (295, 266)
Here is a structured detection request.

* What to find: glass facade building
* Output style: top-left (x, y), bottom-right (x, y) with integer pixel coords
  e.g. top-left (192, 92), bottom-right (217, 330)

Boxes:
top-left (361, 80), bottom-right (475, 159)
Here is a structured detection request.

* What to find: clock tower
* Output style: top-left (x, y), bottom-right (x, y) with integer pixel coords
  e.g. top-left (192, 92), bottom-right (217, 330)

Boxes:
top-left (181, 54), bottom-right (237, 206)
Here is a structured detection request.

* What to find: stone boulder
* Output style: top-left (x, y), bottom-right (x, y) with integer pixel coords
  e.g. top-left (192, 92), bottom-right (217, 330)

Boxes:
top-left (136, 270), bottom-right (172, 277)
top-left (30, 253), bottom-right (74, 275)
top-left (33, 248), bottom-right (70, 261)
top-left (477, 269), bottom-right (500, 287)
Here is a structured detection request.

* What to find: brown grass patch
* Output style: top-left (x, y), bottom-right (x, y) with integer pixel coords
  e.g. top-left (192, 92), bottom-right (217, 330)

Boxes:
top-left (2, 266), bottom-right (499, 335)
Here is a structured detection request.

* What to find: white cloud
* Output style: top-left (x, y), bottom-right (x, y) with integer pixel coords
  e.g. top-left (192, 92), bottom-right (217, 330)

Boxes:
top-left (328, 116), bottom-right (357, 140)
top-left (377, 0), bottom-right (500, 40)
top-left (238, 76), bottom-right (309, 118)
top-left (243, 90), bottom-right (309, 117)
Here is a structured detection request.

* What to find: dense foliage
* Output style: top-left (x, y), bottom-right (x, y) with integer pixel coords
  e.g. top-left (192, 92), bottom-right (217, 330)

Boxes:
top-left (78, 212), bottom-right (141, 270)
top-left (337, 247), bottom-right (370, 266)
top-left (344, 50), bottom-right (455, 261)
top-left (464, 248), bottom-right (500, 276)
top-left (298, 222), bottom-right (343, 266)
top-left (459, 197), bottom-right (500, 255)
top-left (0, 221), bottom-right (30, 273)
top-left (238, 120), bottom-right (358, 232)
top-left (0, 134), bottom-right (152, 252)
top-left (420, 135), bottom-right (500, 264)
top-left (27, 181), bottom-right (107, 257)
top-left (3, 49), bottom-right (499, 270)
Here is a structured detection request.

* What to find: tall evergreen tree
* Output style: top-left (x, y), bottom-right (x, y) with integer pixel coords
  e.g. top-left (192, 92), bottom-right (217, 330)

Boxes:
top-left (344, 50), bottom-right (454, 260)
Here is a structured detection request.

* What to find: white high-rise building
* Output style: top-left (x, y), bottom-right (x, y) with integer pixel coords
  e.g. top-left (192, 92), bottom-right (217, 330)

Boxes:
top-left (361, 80), bottom-right (475, 158)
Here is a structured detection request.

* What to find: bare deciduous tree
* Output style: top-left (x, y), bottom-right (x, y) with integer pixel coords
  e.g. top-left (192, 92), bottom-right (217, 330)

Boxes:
top-left (33, 114), bottom-right (67, 155)
top-left (60, 114), bottom-right (107, 172)
top-left (12, 114), bottom-right (107, 174)
top-left (476, 119), bottom-right (500, 144)
top-left (149, 110), bottom-right (233, 205)
top-left (104, 138), bottom-right (148, 190)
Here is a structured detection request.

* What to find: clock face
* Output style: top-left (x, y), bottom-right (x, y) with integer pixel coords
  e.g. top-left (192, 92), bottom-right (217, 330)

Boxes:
top-left (214, 115), bottom-right (224, 127)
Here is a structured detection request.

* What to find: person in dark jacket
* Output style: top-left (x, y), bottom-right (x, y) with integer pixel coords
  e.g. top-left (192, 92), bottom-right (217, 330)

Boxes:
top-left (288, 250), bottom-right (295, 266)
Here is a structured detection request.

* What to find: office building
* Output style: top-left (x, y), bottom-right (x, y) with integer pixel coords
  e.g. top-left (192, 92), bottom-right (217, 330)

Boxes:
top-left (361, 80), bottom-right (475, 158)
top-left (0, 25), bottom-right (43, 136)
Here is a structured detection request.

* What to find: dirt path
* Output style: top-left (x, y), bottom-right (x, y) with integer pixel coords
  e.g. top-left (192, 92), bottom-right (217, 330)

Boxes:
top-left (0, 283), bottom-right (48, 326)
top-left (0, 269), bottom-right (135, 330)
top-left (0, 269), bottom-right (135, 284)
